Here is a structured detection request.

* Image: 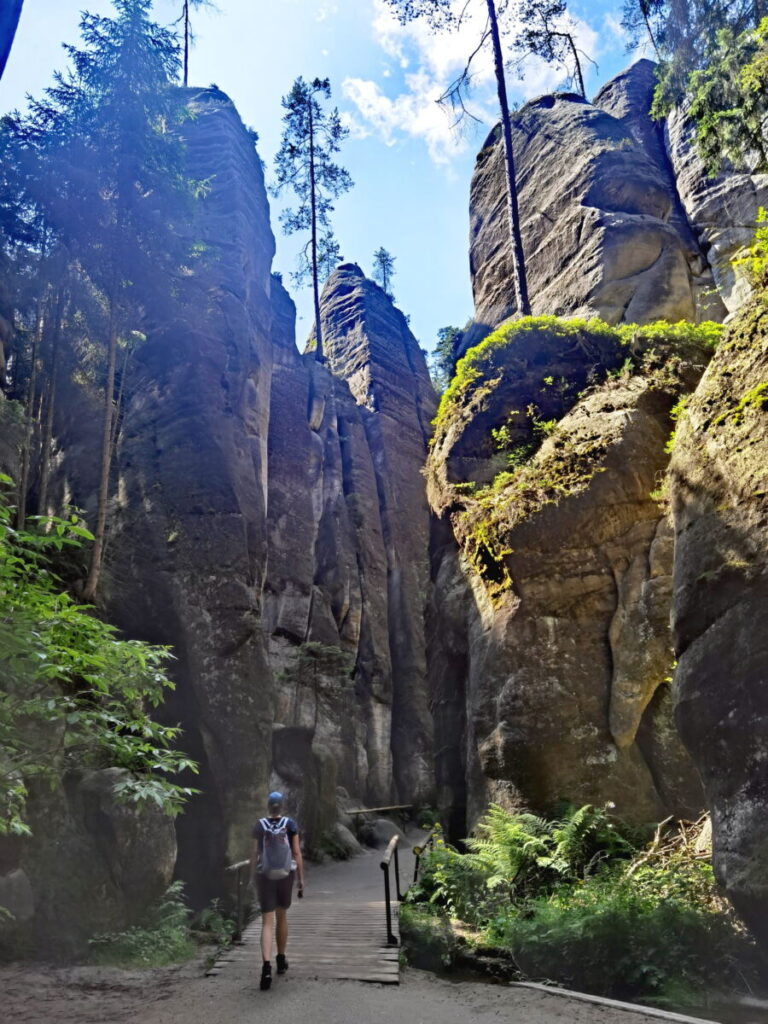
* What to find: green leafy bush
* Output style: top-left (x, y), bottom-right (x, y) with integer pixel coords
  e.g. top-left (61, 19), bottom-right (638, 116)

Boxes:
top-left (407, 806), bottom-right (758, 1007)
top-left (89, 882), bottom-right (196, 968)
top-left (489, 857), bottom-right (755, 1005)
top-left (399, 902), bottom-right (456, 970)
top-left (0, 478), bottom-right (198, 835)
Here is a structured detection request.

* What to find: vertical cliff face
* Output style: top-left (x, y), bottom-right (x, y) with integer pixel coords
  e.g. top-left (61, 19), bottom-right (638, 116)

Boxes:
top-left (466, 60), bottom-right (742, 349)
top-left (264, 275), bottom-right (397, 828)
top-left (669, 302), bottom-right (768, 942)
top-left (318, 264), bottom-right (438, 803)
top-left (426, 321), bottom-right (707, 832)
top-left (93, 88), bottom-right (278, 902)
top-left (8, 91), bottom-right (442, 933)
top-left (664, 108), bottom-right (768, 314)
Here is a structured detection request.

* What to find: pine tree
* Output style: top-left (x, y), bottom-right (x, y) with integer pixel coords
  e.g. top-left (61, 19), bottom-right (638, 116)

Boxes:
top-left (429, 325), bottom-right (462, 393)
top-left (178, 0), bottom-right (216, 87)
top-left (383, 0), bottom-right (530, 317)
top-left (372, 246), bottom-right (396, 296)
top-left (16, 0), bottom-right (194, 598)
top-left (513, 0), bottom-right (592, 99)
top-left (272, 77), bottom-right (353, 362)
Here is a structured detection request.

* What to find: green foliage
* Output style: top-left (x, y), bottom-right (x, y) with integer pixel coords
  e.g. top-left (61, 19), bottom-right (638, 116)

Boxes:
top-left (0, 479), bottom-right (197, 835)
top-left (733, 206), bottom-right (768, 291)
top-left (488, 857), bottom-right (754, 1004)
top-left (429, 325), bottom-right (462, 394)
top-left (688, 19), bottom-right (768, 174)
top-left (399, 902), bottom-right (457, 970)
top-left (432, 315), bottom-right (618, 438)
top-left (192, 898), bottom-right (236, 949)
top-left (89, 881), bottom-right (196, 967)
top-left (637, 1), bottom-right (768, 171)
top-left (412, 804), bottom-right (637, 928)
top-left (512, 1), bottom-right (589, 98)
top-left (432, 316), bottom-right (721, 599)
top-left (271, 76), bottom-right (352, 334)
top-left (407, 805), bottom-right (757, 1005)
top-left (372, 246), bottom-right (396, 297)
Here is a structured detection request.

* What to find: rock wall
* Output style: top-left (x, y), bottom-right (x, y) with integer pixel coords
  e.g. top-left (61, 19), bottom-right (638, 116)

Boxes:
top-left (669, 301), bottom-right (768, 941)
top-left (1, 89), bottom-right (438, 951)
top-left (318, 264), bottom-right (437, 803)
top-left (466, 59), bottom-right (768, 349)
top-left (427, 320), bottom-right (708, 832)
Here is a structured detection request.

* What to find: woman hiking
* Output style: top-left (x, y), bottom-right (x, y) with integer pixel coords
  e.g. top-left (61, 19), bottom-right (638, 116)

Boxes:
top-left (250, 791), bottom-right (305, 991)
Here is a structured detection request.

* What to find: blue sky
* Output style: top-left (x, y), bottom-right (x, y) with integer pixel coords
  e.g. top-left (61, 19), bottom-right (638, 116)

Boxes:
top-left (1, 0), bottom-right (642, 353)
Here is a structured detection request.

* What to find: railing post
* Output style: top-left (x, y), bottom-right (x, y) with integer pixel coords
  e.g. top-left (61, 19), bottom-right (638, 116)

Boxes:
top-left (235, 867), bottom-right (245, 942)
top-left (394, 843), bottom-right (403, 901)
top-left (381, 862), bottom-right (397, 945)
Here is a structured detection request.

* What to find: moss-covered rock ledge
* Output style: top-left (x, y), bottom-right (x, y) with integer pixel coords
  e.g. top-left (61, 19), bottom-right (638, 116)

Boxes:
top-left (426, 316), bottom-right (720, 825)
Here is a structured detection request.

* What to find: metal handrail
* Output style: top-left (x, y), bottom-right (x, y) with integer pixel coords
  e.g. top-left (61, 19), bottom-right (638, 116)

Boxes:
top-left (380, 834), bottom-right (402, 945)
top-left (411, 825), bottom-right (441, 884)
top-left (224, 858), bottom-right (251, 941)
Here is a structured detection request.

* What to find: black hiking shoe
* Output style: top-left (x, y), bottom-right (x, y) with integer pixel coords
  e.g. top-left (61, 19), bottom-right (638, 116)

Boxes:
top-left (260, 962), bottom-right (272, 991)
top-left (276, 953), bottom-right (288, 975)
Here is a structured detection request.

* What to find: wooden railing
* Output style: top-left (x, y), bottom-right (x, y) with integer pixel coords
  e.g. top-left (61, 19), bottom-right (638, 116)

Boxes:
top-left (224, 858), bottom-right (250, 941)
top-left (380, 834), bottom-right (403, 946)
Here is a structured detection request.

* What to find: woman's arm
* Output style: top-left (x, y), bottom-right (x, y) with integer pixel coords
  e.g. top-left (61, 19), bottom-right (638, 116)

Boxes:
top-left (249, 837), bottom-right (260, 884)
top-left (292, 833), bottom-right (305, 892)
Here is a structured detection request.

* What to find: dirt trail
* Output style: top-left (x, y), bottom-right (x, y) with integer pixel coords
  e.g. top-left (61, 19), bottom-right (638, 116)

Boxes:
top-left (0, 836), bottom-right (691, 1024)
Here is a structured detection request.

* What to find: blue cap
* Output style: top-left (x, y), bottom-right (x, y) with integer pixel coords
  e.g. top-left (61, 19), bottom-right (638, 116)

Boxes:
top-left (268, 791), bottom-right (284, 804)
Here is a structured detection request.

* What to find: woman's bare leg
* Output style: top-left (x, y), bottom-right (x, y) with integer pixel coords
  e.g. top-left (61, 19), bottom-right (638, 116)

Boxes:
top-left (261, 911), bottom-right (275, 961)
top-left (276, 907), bottom-right (288, 955)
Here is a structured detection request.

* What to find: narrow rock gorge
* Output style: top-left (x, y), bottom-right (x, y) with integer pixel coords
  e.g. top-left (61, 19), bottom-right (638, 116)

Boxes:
top-left (1, 56), bottom-right (767, 958)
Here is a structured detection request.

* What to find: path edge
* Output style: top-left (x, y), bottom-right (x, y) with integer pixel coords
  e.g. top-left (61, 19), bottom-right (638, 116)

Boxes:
top-left (509, 981), bottom-right (720, 1024)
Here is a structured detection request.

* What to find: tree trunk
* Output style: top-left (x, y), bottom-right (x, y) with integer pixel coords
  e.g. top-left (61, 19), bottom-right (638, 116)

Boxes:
top-left (486, 0), bottom-right (531, 317)
top-left (36, 289), bottom-right (66, 520)
top-left (83, 305), bottom-right (119, 602)
top-left (0, 0), bottom-right (23, 80)
top-left (641, 5), bottom-right (662, 60)
top-left (309, 101), bottom-right (324, 361)
top-left (17, 289), bottom-right (48, 529)
top-left (183, 1), bottom-right (190, 87)
top-left (566, 32), bottom-right (586, 99)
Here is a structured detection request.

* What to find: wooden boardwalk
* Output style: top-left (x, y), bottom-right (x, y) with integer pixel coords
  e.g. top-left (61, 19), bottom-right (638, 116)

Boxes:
top-left (208, 840), bottom-right (415, 986)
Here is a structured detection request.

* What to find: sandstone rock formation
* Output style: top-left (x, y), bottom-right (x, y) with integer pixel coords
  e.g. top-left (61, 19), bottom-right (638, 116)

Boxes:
top-left (427, 319), bottom-right (709, 828)
top-left (665, 107), bottom-right (768, 314)
top-left (466, 60), bottom-right (734, 349)
top-left (669, 300), bottom-right (768, 942)
top-left (320, 263), bottom-right (437, 803)
top-left (0, 88), bottom-right (439, 949)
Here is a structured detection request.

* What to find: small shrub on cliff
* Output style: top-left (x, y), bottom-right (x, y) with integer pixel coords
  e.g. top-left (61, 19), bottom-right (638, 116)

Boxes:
top-left (733, 206), bottom-right (768, 293)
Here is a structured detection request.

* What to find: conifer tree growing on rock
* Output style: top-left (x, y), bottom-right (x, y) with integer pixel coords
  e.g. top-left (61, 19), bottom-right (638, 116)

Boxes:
top-left (384, 0), bottom-right (530, 316)
top-left (513, 0), bottom-right (591, 99)
top-left (177, 0), bottom-right (215, 87)
top-left (372, 246), bottom-right (396, 296)
top-left (11, 0), bottom-right (197, 599)
top-left (272, 77), bottom-right (353, 362)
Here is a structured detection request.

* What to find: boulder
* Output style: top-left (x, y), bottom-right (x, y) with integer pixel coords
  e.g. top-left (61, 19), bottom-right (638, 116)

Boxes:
top-left (669, 300), bottom-right (768, 942)
top-left (370, 818), bottom-right (405, 848)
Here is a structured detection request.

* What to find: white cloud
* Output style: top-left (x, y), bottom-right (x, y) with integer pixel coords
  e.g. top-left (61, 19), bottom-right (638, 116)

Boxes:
top-left (316, 3), bottom-right (339, 21)
top-left (344, 0), bottom-right (605, 166)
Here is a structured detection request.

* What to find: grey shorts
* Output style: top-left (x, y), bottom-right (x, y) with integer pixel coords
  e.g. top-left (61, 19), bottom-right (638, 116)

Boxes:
top-left (256, 870), bottom-right (294, 913)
